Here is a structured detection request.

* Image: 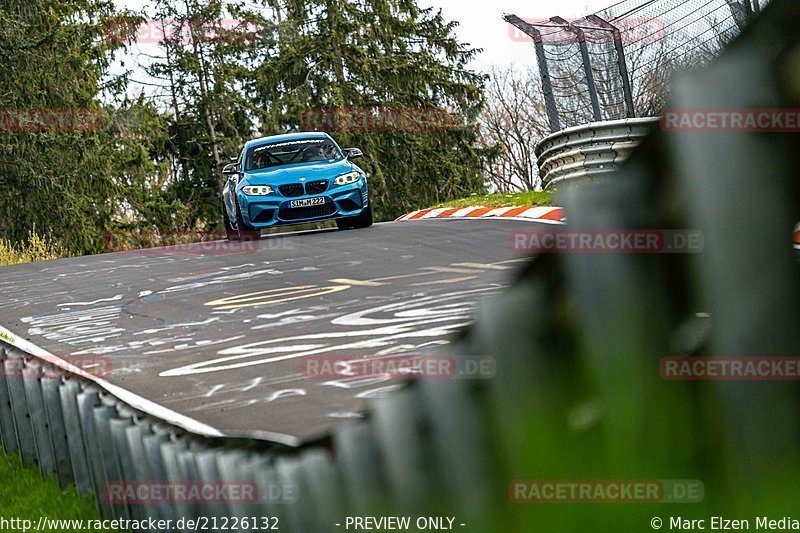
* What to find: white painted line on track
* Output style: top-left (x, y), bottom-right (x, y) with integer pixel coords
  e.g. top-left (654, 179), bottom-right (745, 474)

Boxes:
top-left (0, 323), bottom-right (227, 439)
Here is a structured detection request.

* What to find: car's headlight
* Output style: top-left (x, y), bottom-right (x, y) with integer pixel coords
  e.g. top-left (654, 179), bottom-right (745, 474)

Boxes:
top-left (334, 171), bottom-right (361, 186)
top-left (242, 186), bottom-right (274, 196)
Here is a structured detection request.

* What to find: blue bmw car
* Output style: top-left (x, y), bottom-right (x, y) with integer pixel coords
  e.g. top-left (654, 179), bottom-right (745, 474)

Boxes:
top-left (221, 132), bottom-right (372, 240)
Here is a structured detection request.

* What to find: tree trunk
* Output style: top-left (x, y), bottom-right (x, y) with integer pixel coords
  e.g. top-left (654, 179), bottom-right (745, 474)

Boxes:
top-left (184, 0), bottom-right (221, 173)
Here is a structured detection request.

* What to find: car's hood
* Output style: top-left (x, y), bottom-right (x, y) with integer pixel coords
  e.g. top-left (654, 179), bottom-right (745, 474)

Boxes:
top-left (241, 160), bottom-right (356, 186)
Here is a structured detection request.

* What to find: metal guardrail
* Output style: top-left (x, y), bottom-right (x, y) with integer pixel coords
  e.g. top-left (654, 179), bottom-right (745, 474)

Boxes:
top-left (0, 343), bottom-right (307, 529)
top-left (0, 339), bottom-right (496, 531)
top-left (534, 117), bottom-right (660, 188)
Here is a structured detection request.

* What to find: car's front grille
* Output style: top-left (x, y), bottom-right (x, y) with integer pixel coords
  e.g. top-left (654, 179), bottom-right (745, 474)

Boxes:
top-left (305, 180), bottom-right (328, 195)
top-left (279, 201), bottom-right (336, 221)
top-left (279, 184), bottom-right (304, 197)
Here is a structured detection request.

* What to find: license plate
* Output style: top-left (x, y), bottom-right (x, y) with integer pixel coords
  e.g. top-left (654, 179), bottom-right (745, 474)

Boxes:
top-left (289, 197), bottom-right (326, 208)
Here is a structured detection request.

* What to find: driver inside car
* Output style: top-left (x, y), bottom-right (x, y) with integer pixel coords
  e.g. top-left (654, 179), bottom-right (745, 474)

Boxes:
top-left (302, 144), bottom-right (329, 162)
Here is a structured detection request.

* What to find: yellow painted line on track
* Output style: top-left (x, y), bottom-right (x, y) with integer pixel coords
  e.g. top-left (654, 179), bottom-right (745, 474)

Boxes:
top-left (452, 262), bottom-right (513, 270)
top-left (422, 266), bottom-right (485, 274)
top-left (410, 276), bottom-right (480, 286)
top-left (495, 258), bottom-right (531, 264)
top-left (205, 285), bottom-right (351, 310)
top-left (329, 278), bottom-right (388, 287)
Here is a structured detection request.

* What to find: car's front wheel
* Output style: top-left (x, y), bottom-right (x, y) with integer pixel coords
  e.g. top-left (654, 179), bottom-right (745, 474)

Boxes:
top-left (336, 203), bottom-right (373, 230)
top-left (223, 197), bottom-right (258, 241)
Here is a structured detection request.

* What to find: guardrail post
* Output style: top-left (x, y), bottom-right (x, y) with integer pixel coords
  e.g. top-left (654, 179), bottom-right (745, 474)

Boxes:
top-left (143, 428), bottom-right (175, 523)
top-left (60, 379), bottom-right (92, 495)
top-left (274, 456), bottom-right (310, 532)
top-left (725, 0), bottom-right (751, 29)
top-left (533, 33), bottom-right (563, 132)
top-left (5, 354), bottom-right (37, 466)
top-left (300, 449), bottom-right (343, 530)
top-left (41, 373), bottom-right (73, 488)
top-left (94, 403), bottom-right (130, 522)
top-left (372, 390), bottom-right (428, 513)
top-left (77, 386), bottom-right (113, 518)
top-left (332, 422), bottom-right (384, 516)
top-left (23, 359), bottom-right (57, 477)
top-left (419, 378), bottom-right (498, 529)
top-left (161, 437), bottom-right (192, 531)
top-left (195, 448), bottom-right (224, 528)
top-left (126, 423), bottom-right (164, 523)
top-left (177, 445), bottom-right (202, 529)
top-left (0, 347), bottom-right (19, 454)
top-left (248, 455), bottom-right (288, 529)
top-left (110, 416), bottom-right (139, 520)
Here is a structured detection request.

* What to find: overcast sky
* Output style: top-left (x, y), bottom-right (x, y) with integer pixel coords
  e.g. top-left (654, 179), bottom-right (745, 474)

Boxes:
top-left (418, 0), bottom-right (613, 69)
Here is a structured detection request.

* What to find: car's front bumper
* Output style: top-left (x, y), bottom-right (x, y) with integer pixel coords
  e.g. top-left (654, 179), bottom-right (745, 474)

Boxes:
top-left (238, 181), bottom-right (368, 228)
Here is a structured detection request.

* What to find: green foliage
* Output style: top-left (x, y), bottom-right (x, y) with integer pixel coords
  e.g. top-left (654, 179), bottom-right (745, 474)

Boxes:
top-left (0, 450), bottom-right (108, 531)
top-left (248, 0), bottom-right (488, 219)
top-left (0, 0), bottom-right (491, 253)
top-left (432, 190), bottom-right (554, 208)
top-left (0, 0), bottom-right (183, 253)
top-left (0, 229), bottom-right (66, 265)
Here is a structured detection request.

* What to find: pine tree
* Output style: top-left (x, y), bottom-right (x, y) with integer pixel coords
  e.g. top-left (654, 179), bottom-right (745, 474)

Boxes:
top-left (248, 0), bottom-right (487, 218)
top-left (145, 0), bottom-right (260, 227)
top-left (0, 0), bottom-right (127, 251)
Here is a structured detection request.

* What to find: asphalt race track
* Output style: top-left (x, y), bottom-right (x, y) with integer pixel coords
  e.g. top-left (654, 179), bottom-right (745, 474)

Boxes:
top-left (0, 219), bottom-right (538, 445)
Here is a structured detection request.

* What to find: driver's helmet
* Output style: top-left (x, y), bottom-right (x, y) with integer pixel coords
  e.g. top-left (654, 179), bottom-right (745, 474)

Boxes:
top-left (303, 144), bottom-right (326, 161)
top-left (253, 151), bottom-right (270, 169)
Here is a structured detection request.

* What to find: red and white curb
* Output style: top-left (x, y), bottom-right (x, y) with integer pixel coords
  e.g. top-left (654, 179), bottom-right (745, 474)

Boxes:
top-left (396, 209), bottom-right (800, 248)
top-left (395, 205), bottom-right (566, 224)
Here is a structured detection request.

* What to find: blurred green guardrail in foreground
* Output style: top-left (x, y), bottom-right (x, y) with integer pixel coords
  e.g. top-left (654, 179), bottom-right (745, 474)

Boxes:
top-left (346, 0), bottom-right (800, 531)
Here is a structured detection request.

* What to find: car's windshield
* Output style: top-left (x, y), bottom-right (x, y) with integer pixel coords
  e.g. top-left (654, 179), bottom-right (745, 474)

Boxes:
top-left (245, 138), bottom-right (343, 171)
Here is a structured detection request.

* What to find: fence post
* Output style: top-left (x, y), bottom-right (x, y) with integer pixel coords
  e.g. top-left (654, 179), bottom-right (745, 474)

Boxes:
top-left (557, 17), bottom-right (602, 122)
top-left (587, 15), bottom-right (636, 118)
top-left (504, 14), bottom-right (562, 132)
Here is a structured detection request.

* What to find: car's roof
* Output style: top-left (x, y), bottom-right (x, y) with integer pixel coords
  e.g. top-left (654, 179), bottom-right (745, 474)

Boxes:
top-left (244, 132), bottom-right (332, 150)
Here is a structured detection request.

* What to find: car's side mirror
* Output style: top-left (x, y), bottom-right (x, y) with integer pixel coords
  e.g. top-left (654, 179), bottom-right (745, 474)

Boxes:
top-left (344, 148), bottom-right (363, 159)
top-left (222, 163), bottom-right (239, 175)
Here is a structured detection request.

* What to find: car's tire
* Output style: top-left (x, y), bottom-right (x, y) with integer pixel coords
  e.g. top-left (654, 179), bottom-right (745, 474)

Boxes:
top-left (223, 198), bottom-right (235, 233)
top-left (223, 197), bottom-right (258, 241)
top-left (336, 203), bottom-right (373, 230)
